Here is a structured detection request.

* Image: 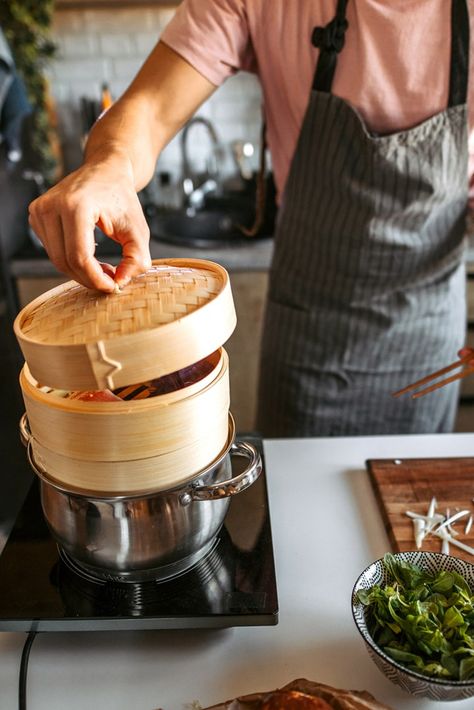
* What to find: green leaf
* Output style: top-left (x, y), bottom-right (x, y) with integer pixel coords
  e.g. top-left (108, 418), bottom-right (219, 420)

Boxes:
top-left (441, 653), bottom-right (459, 677)
top-left (383, 553), bottom-right (426, 589)
top-left (356, 589), bottom-right (372, 605)
top-left (384, 647), bottom-right (424, 667)
top-left (444, 606), bottom-right (465, 629)
top-left (432, 571), bottom-right (455, 594)
top-left (423, 662), bottom-right (452, 678)
top-left (460, 657), bottom-right (474, 681)
top-left (452, 571), bottom-right (473, 597)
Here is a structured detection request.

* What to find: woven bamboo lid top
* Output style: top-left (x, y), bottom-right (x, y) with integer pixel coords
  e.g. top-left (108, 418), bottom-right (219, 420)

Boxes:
top-left (20, 263), bottom-right (223, 345)
top-left (14, 259), bottom-right (236, 390)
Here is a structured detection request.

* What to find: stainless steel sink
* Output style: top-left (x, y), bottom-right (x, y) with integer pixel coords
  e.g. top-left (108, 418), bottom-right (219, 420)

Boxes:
top-left (147, 206), bottom-right (265, 248)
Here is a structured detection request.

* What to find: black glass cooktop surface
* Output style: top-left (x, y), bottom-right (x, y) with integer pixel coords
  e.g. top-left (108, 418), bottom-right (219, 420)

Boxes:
top-left (0, 437), bottom-right (278, 632)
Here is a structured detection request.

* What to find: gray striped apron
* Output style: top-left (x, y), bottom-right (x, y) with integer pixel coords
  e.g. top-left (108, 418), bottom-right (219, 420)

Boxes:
top-left (257, 0), bottom-right (469, 437)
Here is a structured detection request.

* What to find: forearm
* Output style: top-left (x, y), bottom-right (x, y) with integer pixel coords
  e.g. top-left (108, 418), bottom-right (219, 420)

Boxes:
top-left (28, 41), bottom-right (218, 292)
top-left (84, 41), bottom-right (217, 190)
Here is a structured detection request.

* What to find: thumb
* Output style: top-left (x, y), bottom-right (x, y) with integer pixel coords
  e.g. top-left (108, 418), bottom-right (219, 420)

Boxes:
top-left (114, 237), bottom-right (152, 288)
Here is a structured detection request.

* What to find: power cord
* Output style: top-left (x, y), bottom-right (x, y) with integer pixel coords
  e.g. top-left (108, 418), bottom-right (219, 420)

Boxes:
top-left (19, 629), bottom-right (37, 710)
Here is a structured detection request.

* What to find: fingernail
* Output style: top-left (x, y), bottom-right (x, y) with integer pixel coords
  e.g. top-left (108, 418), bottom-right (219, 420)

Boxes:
top-left (115, 277), bottom-right (130, 289)
top-left (100, 275), bottom-right (117, 293)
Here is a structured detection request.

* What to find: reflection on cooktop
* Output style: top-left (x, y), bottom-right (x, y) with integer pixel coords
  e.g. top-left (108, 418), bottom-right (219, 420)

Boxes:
top-left (0, 437), bottom-right (278, 631)
top-left (56, 529), bottom-right (244, 617)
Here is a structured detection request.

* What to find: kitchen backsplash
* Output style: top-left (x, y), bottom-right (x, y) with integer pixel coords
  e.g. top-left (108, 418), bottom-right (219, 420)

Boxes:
top-left (50, 5), bottom-right (263, 180)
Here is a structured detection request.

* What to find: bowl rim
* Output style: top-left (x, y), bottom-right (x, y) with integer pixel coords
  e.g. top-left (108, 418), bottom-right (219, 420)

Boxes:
top-left (351, 550), bottom-right (474, 688)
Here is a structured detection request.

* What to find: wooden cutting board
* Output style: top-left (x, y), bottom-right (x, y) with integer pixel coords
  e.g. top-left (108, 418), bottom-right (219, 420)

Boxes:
top-left (367, 457), bottom-right (474, 562)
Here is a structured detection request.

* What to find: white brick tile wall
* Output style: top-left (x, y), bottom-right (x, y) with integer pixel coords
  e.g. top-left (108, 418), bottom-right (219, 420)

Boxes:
top-left (211, 97), bottom-right (262, 124)
top-left (99, 34), bottom-right (135, 58)
top-left (51, 57), bottom-right (111, 83)
top-left (81, 8), bottom-right (157, 33)
top-left (133, 32), bottom-right (160, 56)
top-left (56, 33), bottom-right (99, 58)
top-left (51, 6), bottom-right (263, 179)
top-left (111, 56), bottom-right (145, 81)
top-left (51, 78), bottom-right (103, 103)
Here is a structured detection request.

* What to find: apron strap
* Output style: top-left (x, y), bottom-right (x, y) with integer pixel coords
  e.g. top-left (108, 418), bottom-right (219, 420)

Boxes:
top-left (449, 0), bottom-right (470, 107)
top-left (311, 0), bottom-right (469, 105)
top-left (311, 0), bottom-right (349, 92)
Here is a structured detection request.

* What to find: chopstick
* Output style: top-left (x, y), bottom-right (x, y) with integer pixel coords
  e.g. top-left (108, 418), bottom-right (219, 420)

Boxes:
top-left (392, 353), bottom-right (474, 399)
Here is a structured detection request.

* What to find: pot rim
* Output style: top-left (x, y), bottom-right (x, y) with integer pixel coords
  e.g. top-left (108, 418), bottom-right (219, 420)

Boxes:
top-left (25, 413), bottom-right (236, 501)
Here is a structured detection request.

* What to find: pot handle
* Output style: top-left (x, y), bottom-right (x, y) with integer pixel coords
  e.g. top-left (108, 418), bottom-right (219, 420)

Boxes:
top-left (19, 413), bottom-right (31, 448)
top-left (20, 415), bottom-right (44, 477)
top-left (183, 441), bottom-right (262, 503)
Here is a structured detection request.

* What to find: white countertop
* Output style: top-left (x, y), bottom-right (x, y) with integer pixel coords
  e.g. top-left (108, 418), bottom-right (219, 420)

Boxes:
top-left (2, 432), bottom-right (474, 710)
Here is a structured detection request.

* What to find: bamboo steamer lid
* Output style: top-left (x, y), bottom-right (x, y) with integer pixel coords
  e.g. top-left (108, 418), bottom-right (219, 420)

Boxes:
top-left (14, 259), bottom-right (236, 391)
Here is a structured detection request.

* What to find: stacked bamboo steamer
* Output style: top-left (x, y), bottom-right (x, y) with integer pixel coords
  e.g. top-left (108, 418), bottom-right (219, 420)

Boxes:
top-left (14, 258), bottom-right (237, 495)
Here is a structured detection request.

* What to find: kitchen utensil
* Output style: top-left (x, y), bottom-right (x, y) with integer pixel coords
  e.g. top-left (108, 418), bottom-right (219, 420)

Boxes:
top-left (21, 413), bottom-right (262, 579)
top-left (352, 551), bottom-right (474, 701)
top-left (392, 351), bottom-right (474, 399)
top-left (366, 457), bottom-right (474, 562)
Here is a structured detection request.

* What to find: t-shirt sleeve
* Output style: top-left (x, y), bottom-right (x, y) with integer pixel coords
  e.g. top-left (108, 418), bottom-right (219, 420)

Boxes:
top-left (160, 0), bottom-right (256, 87)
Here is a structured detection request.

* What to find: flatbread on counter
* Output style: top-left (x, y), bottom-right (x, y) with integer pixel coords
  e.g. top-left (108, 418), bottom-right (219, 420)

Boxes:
top-left (202, 678), bottom-right (394, 710)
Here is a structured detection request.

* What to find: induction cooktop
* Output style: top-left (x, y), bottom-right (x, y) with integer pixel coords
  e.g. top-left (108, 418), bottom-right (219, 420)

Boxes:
top-left (0, 437), bottom-right (278, 632)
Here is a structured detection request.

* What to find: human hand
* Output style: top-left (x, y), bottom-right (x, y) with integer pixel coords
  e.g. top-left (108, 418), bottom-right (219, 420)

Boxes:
top-left (28, 158), bottom-right (151, 292)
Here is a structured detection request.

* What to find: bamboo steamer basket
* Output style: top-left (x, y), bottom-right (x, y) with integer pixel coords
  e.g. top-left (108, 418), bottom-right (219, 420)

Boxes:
top-left (14, 259), bottom-right (236, 493)
top-left (20, 349), bottom-right (229, 462)
top-left (25, 411), bottom-right (232, 494)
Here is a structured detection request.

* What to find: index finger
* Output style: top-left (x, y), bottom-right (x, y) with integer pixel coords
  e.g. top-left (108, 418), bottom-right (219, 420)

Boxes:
top-left (61, 209), bottom-right (116, 292)
top-left (112, 213), bottom-right (151, 288)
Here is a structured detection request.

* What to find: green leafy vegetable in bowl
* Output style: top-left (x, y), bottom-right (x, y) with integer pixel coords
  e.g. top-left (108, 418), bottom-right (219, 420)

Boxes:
top-left (357, 552), bottom-right (474, 682)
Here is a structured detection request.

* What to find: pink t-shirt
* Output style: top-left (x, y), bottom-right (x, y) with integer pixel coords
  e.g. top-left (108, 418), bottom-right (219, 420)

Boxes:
top-left (162, 0), bottom-right (474, 202)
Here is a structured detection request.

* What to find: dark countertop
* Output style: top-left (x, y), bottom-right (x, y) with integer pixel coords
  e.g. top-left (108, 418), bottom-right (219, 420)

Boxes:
top-left (12, 230), bottom-right (474, 278)
top-left (9, 234), bottom-right (274, 278)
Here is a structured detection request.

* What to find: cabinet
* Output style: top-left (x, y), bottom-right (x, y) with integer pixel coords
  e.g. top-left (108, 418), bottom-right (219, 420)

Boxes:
top-left (16, 276), bottom-right (67, 310)
top-left (225, 271), bottom-right (268, 432)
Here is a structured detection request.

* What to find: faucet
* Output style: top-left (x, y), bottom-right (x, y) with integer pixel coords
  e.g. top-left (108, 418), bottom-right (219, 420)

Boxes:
top-left (180, 116), bottom-right (222, 210)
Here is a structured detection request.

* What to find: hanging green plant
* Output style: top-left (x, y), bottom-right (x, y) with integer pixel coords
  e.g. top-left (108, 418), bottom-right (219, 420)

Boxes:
top-left (0, 0), bottom-right (59, 184)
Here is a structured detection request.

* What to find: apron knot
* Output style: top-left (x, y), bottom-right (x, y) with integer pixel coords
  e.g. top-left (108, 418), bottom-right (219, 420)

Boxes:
top-left (312, 17), bottom-right (348, 53)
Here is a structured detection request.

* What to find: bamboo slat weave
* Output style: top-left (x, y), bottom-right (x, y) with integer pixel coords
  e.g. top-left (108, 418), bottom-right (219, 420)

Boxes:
top-left (14, 259), bottom-right (237, 390)
top-left (30, 411), bottom-right (232, 494)
top-left (20, 264), bottom-right (222, 345)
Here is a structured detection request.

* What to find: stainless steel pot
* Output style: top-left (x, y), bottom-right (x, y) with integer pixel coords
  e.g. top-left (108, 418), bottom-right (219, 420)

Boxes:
top-left (19, 414), bottom-right (261, 581)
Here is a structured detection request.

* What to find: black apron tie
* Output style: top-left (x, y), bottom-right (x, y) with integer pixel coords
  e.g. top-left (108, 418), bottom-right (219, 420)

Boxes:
top-left (449, 0), bottom-right (470, 106)
top-left (311, 0), bottom-right (349, 92)
top-left (312, 0), bottom-right (469, 104)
